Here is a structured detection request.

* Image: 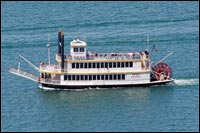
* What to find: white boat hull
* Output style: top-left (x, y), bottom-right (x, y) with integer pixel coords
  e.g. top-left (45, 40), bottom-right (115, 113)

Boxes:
top-left (39, 79), bottom-right (174, 89)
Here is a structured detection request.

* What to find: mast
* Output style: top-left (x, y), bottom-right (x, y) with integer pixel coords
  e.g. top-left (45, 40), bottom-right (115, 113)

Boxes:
top-left (146, 35), bottom-right (150, 70)
top-left (47, 34), bottom-right (51, 66)
top-left (146, 35), bottom-right (149, 51)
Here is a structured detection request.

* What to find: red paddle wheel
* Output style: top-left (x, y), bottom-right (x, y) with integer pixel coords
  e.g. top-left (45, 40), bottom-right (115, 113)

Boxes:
top-left (151, 62), bottom-right (172, 81)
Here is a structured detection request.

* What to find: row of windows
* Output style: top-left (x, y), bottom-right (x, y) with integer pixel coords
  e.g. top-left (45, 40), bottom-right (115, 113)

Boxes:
top-left (64, 74), bottom-right (125, 81)
top-left (72, 62), bottom-right (133, 69)
top-left (74, 47), bottom-right (85, 52)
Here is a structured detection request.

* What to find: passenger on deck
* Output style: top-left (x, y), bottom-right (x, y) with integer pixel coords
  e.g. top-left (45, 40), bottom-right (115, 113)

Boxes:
top-left (144, 49), bottom-right (149, 58)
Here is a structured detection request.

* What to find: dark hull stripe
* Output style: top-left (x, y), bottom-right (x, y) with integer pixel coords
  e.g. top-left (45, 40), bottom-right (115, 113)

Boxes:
top-left (41, 80), bottom-right (173, 89)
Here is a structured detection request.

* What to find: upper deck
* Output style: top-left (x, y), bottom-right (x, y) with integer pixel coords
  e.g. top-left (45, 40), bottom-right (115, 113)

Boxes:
top-left (41, 31), bottom-right (151, 74)
top-left (39, 51), bottom-right (150, 74)
top-left (56, 51), bottom-right (149, 62)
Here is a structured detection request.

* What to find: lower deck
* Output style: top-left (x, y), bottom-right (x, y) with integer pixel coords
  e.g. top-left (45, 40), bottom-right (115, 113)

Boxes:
top-left (40, 73), bottom-right (151, 86)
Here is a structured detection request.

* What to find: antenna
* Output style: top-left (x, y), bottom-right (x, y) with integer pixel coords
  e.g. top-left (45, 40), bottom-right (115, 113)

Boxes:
top-left (46, 34), bottom-right (51, 67)
top-left (48, 34), bottom-right (50, 44)
top-left (146, 35), bottom-right (150, 70)
top-left (153, 52), bottom-right (173, 67)
top-left (146, 35), bottom-right (149, 50)
top-left (83, 34), bottom-right (87, 42)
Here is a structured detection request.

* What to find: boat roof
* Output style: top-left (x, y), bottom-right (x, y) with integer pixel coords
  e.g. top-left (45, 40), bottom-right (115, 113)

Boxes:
top-left (70, 38), bottom-right (87, 47)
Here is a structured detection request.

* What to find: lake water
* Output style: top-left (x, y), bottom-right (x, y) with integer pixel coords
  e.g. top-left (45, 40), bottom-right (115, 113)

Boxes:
top-left (1, 1), bottom-right (199, 132)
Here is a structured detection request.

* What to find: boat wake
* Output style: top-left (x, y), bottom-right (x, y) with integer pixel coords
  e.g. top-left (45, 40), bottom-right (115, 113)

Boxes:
top-left (174, 78), bottom-right (199, 86)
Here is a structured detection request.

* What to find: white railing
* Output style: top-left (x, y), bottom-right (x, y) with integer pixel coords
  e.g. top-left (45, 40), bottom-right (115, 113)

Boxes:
top-left (40, 64), bottom-right (61, 72)
top-left (40, 79), bottom-right (60, 85)
top-left (91, 52), bottom-right (141, 60)
top-left (9, 68), bottom-right (38, 82)
top-left (9, 68), bottom-right (61, 85)
top-left (56, 52), bottom-right (146, 61)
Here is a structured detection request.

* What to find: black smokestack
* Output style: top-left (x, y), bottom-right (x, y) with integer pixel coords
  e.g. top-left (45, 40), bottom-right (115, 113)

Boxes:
top-left (58, 28), bottom-right (62, 55)
top-left (61, 32), bottom-right (65, 71)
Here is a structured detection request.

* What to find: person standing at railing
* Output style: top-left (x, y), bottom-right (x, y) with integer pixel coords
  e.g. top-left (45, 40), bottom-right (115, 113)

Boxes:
top-left (140, 52), bottom-right (146, 70)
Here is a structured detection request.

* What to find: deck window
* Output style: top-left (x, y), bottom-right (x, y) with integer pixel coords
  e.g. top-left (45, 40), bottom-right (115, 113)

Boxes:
top-left (68, 75), bottom-right (71, 80)
top-left (81, 75), bottom-right (84, 80)
top-left (97, 75), bottom-right (100, 80)
top-left (72, 75), bottom-right (75, 80)
top-left (97, 63), bottom-right (100, 68)
top-left (80, 47), bottom-right (84, 52)
top-left (130, 62), bottom-right (133, 67)
top-left (109, 74), bottom-right (112, 80)
top-left (41, 73), bottom-right (44, 78)
top-left (77, 75), bottom-right (80, 80)
top-left (101, 62), bottom-right (104, 68)
top-left (101, 75), bottom-right (104, 80)
top-left (64, 75), bottom-right (68, 80)
top-left (93, 75), bottom-right (96, 80)
top-left (85, 75), bottom-right (88, 80)
top-left (122, 74), bottom-right (125, 80)
top-left (113, 62), bottom-right (116, 68)
top-left (109, 62), bottom-right (112, 68)
top-left (89, 75), bottom-right (92, 80)
top-left (118, 74), bottom-right (121, 80)
top-left (126, 62), bottom-right (129, 67)
top-left (76, 63), bottom-right (79, 68)
top-left (84, 63), bottom-right (88, 68)
top-left (105, 62), bottom-right (108, 68)
top-left (121, 62), bottom-right (124, 68)
top-left (105, 75), bottom-right (109, 80)
top-left (88, 63), bottom-right (92, 68)
top-left (72, 63), bottom-right (75, 68)
top-left (92, 63), bottom-right (96, 68)
top-left (80, 63), bottom-right (83, 68)
top-left (114, 74), bottom-right (117, 80)
top-left (117, 62), bottom-right (120, 68)
top-left (74, 48), bottom-right (78, 52)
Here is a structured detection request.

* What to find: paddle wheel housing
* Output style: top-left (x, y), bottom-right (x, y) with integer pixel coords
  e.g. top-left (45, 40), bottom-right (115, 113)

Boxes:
top-left (151, 62), bottom-right (172, 81)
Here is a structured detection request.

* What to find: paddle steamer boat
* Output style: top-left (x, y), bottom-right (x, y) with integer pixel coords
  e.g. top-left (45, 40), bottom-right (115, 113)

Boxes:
top-left (9, 29), bottom-right (174, 89)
